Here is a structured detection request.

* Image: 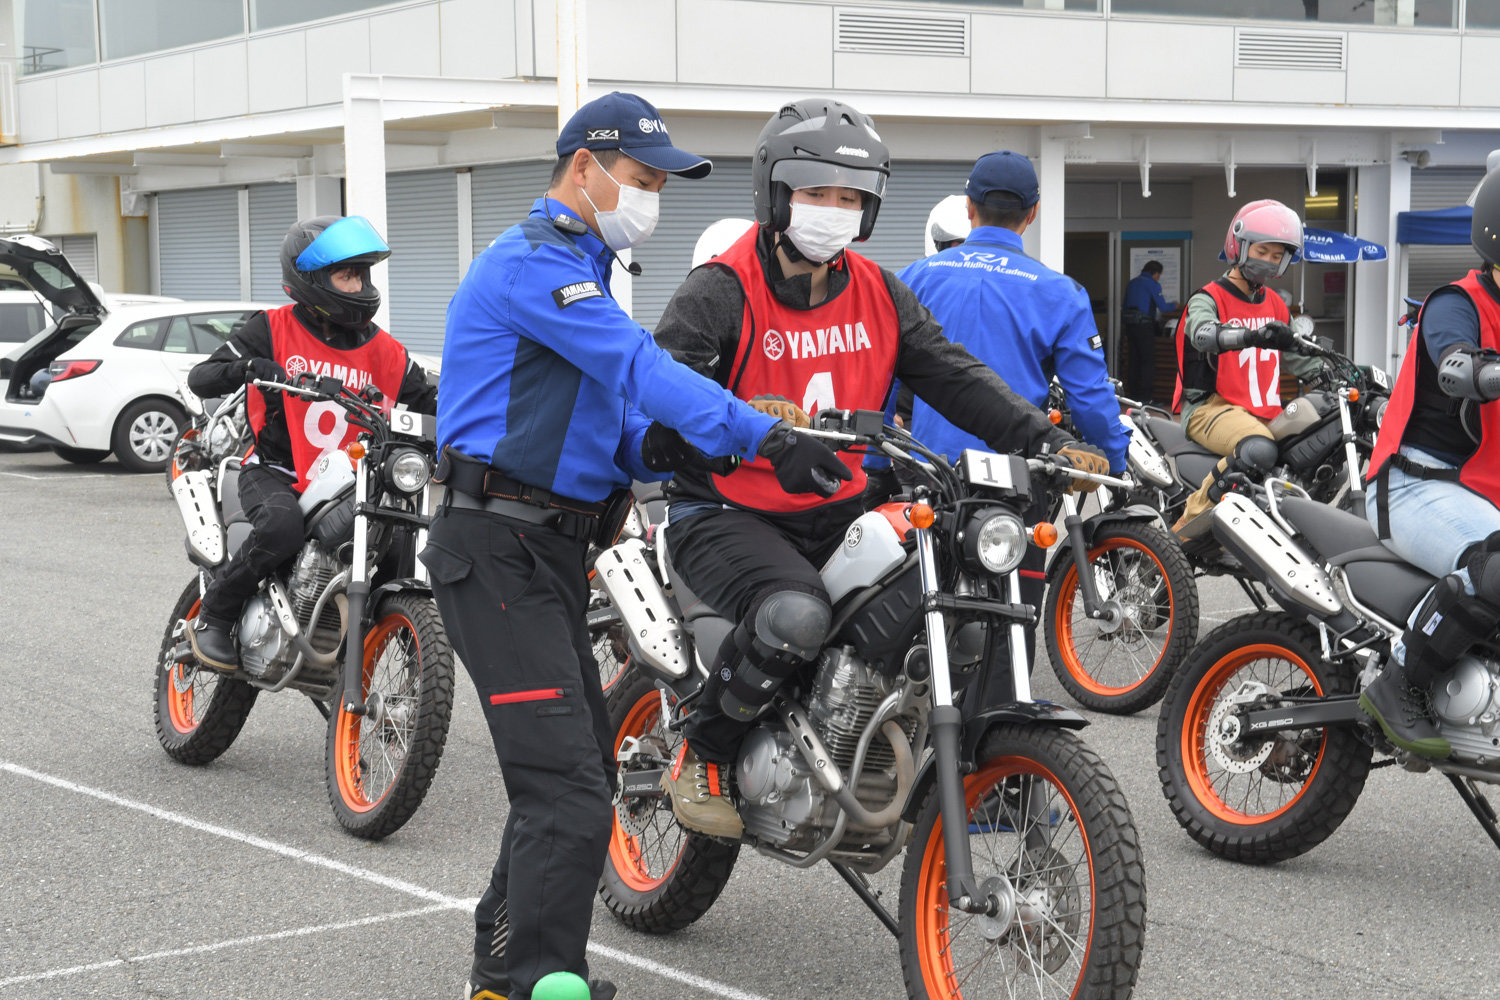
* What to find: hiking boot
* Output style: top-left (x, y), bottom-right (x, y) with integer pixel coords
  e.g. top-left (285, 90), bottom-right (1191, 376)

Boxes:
top-left (661, 743), bottom-right (742, 839)
top-left (188, 616), bottom-right (238, 670)
top-left (1358, 661), bottom-right (1451, 759)
top-left (467, 977), bottom-right (616, 1000)
top-left (1171, 509), bottom-right (1213, 543)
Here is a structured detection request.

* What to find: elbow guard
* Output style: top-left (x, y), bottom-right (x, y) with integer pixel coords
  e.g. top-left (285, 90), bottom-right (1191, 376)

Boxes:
top-left (1437, 346), bottom-right (1500, 403)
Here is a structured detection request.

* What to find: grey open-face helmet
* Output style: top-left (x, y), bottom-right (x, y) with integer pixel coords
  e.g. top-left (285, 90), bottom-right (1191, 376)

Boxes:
top-left (751, 98), bottom-right (890, 242)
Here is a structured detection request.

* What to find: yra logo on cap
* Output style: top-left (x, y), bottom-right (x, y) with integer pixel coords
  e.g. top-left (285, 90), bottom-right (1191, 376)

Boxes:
top-left (586, 128), bottom-right (620, 142)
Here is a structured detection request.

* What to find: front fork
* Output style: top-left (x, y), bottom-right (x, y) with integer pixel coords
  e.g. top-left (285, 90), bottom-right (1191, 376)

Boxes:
top-left (1338, 391), bottom-right (1365, 509)
top-left (917, 524), bottom-right (1029, 915)
top-left (342, 452), bottom-right (371, 715)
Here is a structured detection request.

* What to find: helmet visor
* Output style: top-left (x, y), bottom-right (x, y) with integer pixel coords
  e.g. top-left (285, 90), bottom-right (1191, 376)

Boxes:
top-left (771, 159), bottom-right (888, 200)
top-left (295, 216), bottom-right (392, 272)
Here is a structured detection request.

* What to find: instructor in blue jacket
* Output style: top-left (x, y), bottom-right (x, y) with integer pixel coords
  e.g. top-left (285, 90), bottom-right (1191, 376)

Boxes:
top-left (426, 91), bottom-right (846, 1000)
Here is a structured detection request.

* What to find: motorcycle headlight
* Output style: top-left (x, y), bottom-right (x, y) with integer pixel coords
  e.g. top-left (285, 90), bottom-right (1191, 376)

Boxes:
top-left (385, 447), bottom-right (432, 494)
top-left (962, 510), bottom-right (1026, 576)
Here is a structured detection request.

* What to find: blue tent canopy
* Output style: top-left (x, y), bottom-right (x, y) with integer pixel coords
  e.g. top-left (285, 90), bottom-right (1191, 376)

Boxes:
top-left (1300, 227), bottom-right (1388, 263)
top-left (1396, 205), bottom-right (1472, 245)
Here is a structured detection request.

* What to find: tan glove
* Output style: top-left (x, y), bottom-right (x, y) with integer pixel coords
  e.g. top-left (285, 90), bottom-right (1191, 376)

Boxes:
top-left (749, 394), bottom-right (811, 428)
top-left (1057, 444), bottom-right (1109, 493)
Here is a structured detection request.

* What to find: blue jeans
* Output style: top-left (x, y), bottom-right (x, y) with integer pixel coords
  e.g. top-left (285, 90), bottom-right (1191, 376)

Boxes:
top-left (1366, 446), bottom-right (1500, 580)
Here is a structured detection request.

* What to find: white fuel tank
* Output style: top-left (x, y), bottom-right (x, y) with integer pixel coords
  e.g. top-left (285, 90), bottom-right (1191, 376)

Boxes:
top-left (820, 510), bottom-right (909, 604)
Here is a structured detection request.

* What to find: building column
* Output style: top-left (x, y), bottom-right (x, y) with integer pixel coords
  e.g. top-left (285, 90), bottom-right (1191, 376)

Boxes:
top-left (1354, 143), bottom-right (1412, 370)
top-left (343, 75), bottom-right (390, 329)
top-left (1034, 133), bottom-right (1066, 271)
top-left (295, 175), bottom-right (341, 219)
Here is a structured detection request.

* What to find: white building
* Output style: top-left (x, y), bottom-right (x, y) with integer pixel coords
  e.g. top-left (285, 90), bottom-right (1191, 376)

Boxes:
top-left (2, 0), bottom-right (1498, 377)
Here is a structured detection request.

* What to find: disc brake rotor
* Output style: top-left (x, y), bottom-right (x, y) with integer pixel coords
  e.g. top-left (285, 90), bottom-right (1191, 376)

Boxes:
top-left (1206, 683), bottom-right (1275, 774)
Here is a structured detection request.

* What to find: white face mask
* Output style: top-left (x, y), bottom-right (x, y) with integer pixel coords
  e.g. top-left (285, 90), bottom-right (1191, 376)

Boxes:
top-left (784, 203), bottom-right (862, 264)
top-left (583, 160), bottom-right (660, 251)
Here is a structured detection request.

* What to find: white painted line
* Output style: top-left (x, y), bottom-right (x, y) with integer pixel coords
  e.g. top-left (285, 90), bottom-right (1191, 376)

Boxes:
top-left (0, 905), bottom-right (452, 988)
top-left (0, 760), bottom-right (774, 1000)
top-left (0, 471), bottom-right (109, 480)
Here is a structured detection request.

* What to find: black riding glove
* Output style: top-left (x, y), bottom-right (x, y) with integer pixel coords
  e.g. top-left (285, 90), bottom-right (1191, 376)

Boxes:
top-left (245, 358), bottom-right (288, 384)
top-left (758, 422), bottom-right (851, 498)
top-left (640, 422), bottom-right (739, 476)
top-left (1258, 321), bottom-right (1299, 352)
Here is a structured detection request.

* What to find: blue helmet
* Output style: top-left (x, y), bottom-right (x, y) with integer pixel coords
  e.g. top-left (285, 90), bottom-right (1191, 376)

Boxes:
top-left (280, 215), bottom-right (391, 331)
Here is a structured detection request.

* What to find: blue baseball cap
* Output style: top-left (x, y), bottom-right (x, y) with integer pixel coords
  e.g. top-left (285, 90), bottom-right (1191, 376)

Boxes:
top-left (965, 151), bottom-right (1039, 208)
top-left (556, 92), bottom-right (712, 180)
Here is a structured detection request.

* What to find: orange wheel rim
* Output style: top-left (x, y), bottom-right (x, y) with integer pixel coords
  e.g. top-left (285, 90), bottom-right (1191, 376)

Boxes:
top-left (608, 691), bottom-right (686, 892)
top-left (1180, 643), bottom-right (1327, 825)
top-left (913, 757), bottom-right (1095, 1000)
top-left (165, 597), bottom-right (206, 733)
top-left (1054, 538), bottom-right (1172, 697)
top-left (334, 613), bottom-right (420, 812)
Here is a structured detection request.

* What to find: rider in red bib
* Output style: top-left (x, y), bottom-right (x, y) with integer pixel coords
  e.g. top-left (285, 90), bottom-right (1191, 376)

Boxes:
top-left (1356, 166), bottom-right (1500, 759)
top-left (1171, 199), bottom-right (1321, 539)
top-left (186, 216), bottom-right (437, 669)
top-left (652, 98), bottom-right (1105, 838)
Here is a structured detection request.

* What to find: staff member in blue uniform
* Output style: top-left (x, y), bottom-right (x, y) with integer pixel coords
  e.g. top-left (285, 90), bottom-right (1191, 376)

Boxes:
top-left (426, 92), bottom-right (846, 1000)
top-left (1121, 259), bottom-right (1178, 403)
top-left (893, 150), bottom-right (1129, 672)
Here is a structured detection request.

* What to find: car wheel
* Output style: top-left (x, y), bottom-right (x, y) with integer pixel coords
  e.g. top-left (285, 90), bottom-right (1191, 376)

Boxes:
top-left (51, 446), bottom-right (111, 464)
top-left (112, 398), bottom-right (186, 473)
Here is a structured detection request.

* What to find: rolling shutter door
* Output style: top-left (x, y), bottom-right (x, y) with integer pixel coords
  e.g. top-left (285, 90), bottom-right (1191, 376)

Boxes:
top-left (850, 160), bottom-right (969, 272)
top-left (248, 183), bottom-right (296, 305)
top-left (157, 187), bottom-right (240, 300)
top-left (386, 170), bottom-right (460, 355)
top-left (1407, 168), bottom-right (1485, 300)
top-left (46, 235), bottom-right (98, 282)
top-left (470, 160), bottom-right (553, 259)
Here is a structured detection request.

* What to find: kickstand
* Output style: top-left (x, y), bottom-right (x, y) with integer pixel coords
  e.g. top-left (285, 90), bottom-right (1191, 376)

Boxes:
top-left (1235, 577), bottom-right (1269, 612)
top-left (311, 697), bottom-right (332, 721)
top-left (1446, 773), bottom-right (1500, 852)
top-left (829, 861), bottom-right (899, 938)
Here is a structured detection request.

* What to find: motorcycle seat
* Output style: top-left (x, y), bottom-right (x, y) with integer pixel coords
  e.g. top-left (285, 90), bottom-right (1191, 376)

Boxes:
top-left (1144, 416), bottom-right (1219, 485)
top-left (660, 527), bottom-right (729, 678)
top-left (1278, 497), bottom-right (1437, 624)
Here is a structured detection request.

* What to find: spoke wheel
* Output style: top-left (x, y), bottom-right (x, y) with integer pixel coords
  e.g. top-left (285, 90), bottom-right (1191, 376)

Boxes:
top-left (1156, 612), bottom-right (1371, 863)
top-left (598, 668), bottom-right (738, 933)
top-left (153, 578), bottom-right (258, 764)
top-left (899, 724), bottom-right (1145, 1000)
top-left (590, 594), bottom-right (629, 693)
top-left (326, 592), bottom-right (455, 840)
top-left (1045, 521), bottom-right (1198, 715)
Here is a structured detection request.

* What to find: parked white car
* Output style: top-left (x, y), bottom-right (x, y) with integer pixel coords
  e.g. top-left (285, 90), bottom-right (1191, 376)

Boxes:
top-left (0, 235), bottom-right (269, 472)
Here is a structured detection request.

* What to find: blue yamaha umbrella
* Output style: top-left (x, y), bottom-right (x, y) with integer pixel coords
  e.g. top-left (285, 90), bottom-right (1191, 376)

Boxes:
top-left (1300, 227), bottom-right (1388, 263)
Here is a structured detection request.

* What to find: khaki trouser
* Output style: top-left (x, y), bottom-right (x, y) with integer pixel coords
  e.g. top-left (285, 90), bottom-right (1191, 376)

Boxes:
top-left (1176, 394), bottom-right (1275, 528)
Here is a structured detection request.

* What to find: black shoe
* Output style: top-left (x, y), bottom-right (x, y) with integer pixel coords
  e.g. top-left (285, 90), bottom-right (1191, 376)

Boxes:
top-left (467, 977), bottom-right (616, 1000)
top-left (187, 617), bottom-right (238, 671)
top-left (1358, 662), bottom-right (1451, 759)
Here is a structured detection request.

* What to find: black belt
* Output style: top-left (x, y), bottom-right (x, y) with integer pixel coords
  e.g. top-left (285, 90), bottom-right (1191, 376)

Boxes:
top-left (434, 445), bottom-right (607, 517)
top-left (443, 489), bottom-right (596, 542)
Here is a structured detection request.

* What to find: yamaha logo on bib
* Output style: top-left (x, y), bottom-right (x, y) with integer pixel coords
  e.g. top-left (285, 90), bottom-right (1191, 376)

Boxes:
top-left (763, 330), bottom-right (786, 361)
top-left (282, 353), bottom-right (375, 391)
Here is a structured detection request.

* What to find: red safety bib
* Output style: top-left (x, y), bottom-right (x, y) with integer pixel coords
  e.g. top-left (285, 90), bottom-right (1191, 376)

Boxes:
top-left (1173, 281), bottom-right (1290, 419)
top-left (707, 229), bottom-right (900, 512)
top-left (1368, 269), bottom-right (1500, 505)
top-left (246, 304), bottom-right (409, 492)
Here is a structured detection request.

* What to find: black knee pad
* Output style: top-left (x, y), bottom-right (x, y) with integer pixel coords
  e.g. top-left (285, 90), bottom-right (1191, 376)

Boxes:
top-left (1231, 435), bottom-right (1279, 474)
top-left (712, 589), bottom-right (831, 722)
top-left (1403, 573), bottom-right (1500, 686)
top-left (1463, 531), bottom-right (1500, 604)
top-left (754, 589), bottom-right (832, 661)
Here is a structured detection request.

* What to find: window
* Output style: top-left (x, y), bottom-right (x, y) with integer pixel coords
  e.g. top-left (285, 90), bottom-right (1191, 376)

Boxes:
top-left (188, 312), bottom-right (254, 353)
top-left (1110, 0), bottom-right (1454, 28)
top-left (99, 0), bottom-right (243, 61)
top-left (1469, 4), bottom-right (1500, 28)
top-left (115, 317), bottom-right (170, 351)
top-left (19, 0), bottom-right (97, 75)
top-left (251, 0), bottom-right (392, 31)
top-left (0, 302), bottom-right (48, 344)
top-left (162, 317), bottom-right (195, 354)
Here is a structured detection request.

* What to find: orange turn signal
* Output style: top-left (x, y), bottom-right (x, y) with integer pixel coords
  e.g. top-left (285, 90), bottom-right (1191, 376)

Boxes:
top-left (1347, 388), bottom-right (1360, 402)
top-left (346, 441), bottom-right (367, 461)
top-left (1048, 408), bottom-right (1063, 425)
top-left (1031, 523), bottom-right (1059, 547)
top-left (909, 503), bottom-right (935, 530)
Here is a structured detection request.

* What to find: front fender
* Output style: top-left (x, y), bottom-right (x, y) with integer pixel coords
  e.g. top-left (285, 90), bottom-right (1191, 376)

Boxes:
top-left (899, 701), bottom-right (1088, 823)
top-left (365, 577), bottom-right (432, 621)
top-left (1083, 502), bottom-right (1165, 544)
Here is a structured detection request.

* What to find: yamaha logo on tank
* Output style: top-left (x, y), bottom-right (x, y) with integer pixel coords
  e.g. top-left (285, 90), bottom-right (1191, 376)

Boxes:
top-left (845, 522), bottom-right (863, 547)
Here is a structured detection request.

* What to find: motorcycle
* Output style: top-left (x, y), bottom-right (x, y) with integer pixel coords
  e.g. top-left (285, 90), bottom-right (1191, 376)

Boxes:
top-left (164, 380), bottom-right (253, 490)
top-left (1155, 477), bottom-right (1500, 862)
top-left (1039, 384), bottom-right (1199, 715)
top-left (155, 374), bottom-right (455, 840)
top-left (594, 409), bottom-right (1147, 1000)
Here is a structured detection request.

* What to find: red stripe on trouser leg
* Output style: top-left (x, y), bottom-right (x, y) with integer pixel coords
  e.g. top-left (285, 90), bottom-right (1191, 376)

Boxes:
top-left (489, 687), bottom-right (564, 705)
top-left (1020, 569), bottom-right (1046, 579)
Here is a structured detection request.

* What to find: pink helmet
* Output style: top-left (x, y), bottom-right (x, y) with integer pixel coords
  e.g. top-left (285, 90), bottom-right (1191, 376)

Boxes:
top-left (1224, 199), bottom-right (1303, 277)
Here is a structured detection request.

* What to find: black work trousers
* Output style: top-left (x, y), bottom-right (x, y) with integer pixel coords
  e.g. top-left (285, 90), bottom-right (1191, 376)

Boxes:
top-left (422, 504), bottom-right (614, 1000)
top-left (1122, 317), bottom-right (1160, 404)
top-left (671, 501), bottom-right (856, 764)
top-left (199, 463), bottom-right (303, 625)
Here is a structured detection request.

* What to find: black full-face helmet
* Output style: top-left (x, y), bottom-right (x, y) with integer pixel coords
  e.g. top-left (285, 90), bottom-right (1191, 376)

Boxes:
top-left (280, 215), bottom-right (391, 331)
top-left (1472, 167), bottom-right (1500, 269)
top-left (751, 98), bottom-right (890, 242)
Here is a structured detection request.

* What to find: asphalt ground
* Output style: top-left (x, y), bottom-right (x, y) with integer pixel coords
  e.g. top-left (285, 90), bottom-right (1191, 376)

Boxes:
top-left (1, 444), bottom-right (1496, 1000)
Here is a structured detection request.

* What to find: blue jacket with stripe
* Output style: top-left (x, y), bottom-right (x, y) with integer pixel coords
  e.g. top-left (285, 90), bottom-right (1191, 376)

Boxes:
top-left (438, 197), bottom-right (777, 502)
